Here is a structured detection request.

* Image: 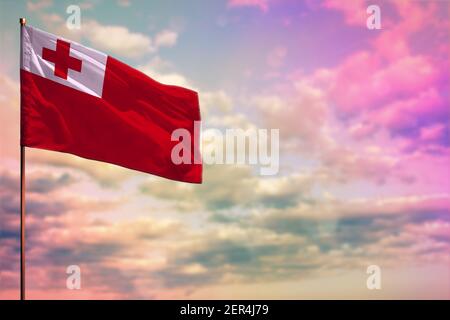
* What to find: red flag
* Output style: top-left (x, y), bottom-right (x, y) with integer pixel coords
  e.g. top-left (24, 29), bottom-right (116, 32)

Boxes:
top-left (20, 25), bottom-right (202, 183)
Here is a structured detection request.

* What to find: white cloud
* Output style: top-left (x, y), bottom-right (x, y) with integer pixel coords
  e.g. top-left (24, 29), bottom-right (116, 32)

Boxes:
top-left (138, 62), bottom-right (191, 87)
top-left (199, 90), bottom-right (233, 116)
top-left (35, 14), bottom-right (179, 59)
top-left (154, 30), bottom-right (178, 48)
top-left (82, 20), bottom-right (154, 58)
top-left (253, 80), bottom-right (329, 153)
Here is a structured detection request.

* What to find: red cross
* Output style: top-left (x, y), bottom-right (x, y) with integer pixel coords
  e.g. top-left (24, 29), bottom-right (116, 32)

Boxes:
top-left (42, 39), bottom-right (82, 80)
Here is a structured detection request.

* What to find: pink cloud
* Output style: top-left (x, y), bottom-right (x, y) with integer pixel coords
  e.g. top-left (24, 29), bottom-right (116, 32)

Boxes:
top-left (348, 122), bottom-right (376, 140)
top-left (374, 88), bottom-right (444, 131)
top-left (306, 1), bottom-right (449, 158)
top-left (320, 0), bottom-right (445, 104)
top-left (323, 0), bottom-right (438, 33)
top-left (322, 0), bottom-right (367, 26)
top-left (328, 54), bottom-right (439, 116)
top-left (420, 124), bottom-right (447, 143)
top-left (392, 0), bottom-right (438, 34)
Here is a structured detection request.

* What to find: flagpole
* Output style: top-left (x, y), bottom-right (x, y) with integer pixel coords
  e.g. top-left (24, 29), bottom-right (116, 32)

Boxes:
top-left (19, 17), bottom-right (26, 301)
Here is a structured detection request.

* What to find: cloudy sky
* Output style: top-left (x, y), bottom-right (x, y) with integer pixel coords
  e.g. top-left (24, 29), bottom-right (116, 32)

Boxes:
top-left (0, 0), bottom-right (449, 299)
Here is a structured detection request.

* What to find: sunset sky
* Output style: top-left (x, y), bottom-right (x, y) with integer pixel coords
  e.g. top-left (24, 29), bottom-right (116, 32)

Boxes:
top-left (0, 0), bottom-right (449, 299)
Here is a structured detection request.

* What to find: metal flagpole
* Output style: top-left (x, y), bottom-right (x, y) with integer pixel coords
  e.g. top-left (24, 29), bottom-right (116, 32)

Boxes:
top-left (19, 17), bottom-right (26, 301)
